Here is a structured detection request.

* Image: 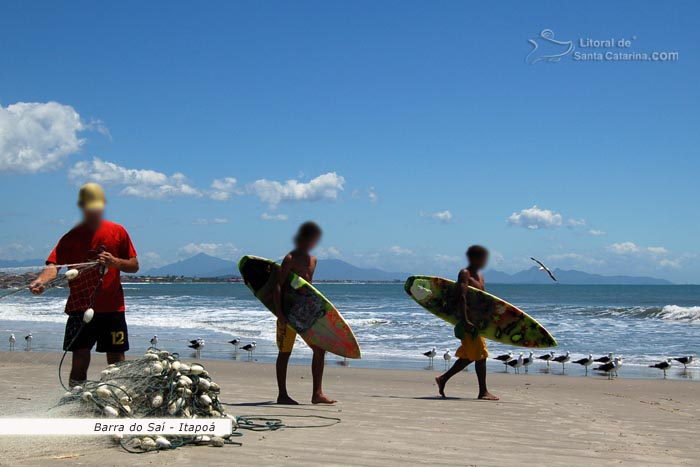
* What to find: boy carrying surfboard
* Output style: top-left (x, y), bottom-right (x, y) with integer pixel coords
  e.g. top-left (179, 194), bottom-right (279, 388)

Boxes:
top-left (435, 245), bottom-right (499, 401)
top-left (272, 222), bottom-right (337, 405)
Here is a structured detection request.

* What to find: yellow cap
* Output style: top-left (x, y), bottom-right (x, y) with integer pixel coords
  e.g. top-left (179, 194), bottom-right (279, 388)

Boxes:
top-left (78, 183), bottom-right (106, 211)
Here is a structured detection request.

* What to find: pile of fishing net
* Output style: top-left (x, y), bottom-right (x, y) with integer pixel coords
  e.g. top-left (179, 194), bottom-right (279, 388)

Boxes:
top-left (59, 348), bottom-right (238, 452)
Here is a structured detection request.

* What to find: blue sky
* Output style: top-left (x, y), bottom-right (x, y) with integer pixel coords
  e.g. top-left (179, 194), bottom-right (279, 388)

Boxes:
top-left (0, 1), bottom-right (698, 282)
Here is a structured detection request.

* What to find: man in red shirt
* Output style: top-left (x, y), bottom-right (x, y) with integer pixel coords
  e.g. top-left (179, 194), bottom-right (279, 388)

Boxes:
top-left (29, 183), bottom-right (139, 386)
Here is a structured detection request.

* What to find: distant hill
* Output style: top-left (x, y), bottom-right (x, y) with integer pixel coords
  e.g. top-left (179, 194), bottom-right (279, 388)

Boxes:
top-left (144, 254), bottom-right (407, 280)
top-left (0, 259), bottom-right (44, 268)
top-left (146, 253), bottom-right (238, 278)
top-left (484, 266), bottom-right (672, 285)
top-left (314, 259), bottom-right (407, 281)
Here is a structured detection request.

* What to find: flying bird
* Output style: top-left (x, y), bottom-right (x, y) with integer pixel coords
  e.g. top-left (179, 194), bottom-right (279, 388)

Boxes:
top-left (530, 257), bottom-right (558, 282)
top-left (673, 356), bottom-right (694, 369)
top-left (594, 352), bottom-right (614, 364)
top-left (573, 354), bottom-right (594, 376)
top-left (423, 347), bottom-right (437, 366)
top-left (649, 358), bottom-right (672, 378)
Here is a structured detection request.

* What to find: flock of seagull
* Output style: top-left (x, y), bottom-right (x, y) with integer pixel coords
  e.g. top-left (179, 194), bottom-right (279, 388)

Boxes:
top-left (422, 347), bottom-right (695, 379)
top-left (149, 335), bottom-right (257, 360)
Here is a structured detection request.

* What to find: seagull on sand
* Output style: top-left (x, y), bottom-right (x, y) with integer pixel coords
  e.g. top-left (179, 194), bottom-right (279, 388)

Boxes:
top-left (594, 352), bottom-right (614, 364)
top-left (228, 338), bottom-right (240, 351)
top-left (507, 352), bottom-right (524, 374)
top-left (522, 351), bottom-right (535, 373)
top-left (538, 351), bottom-right (555, 367)
top-left (241, 341), bottom-right (256, 360)
top-left (553, 351), bottom-right (571, 372)
top-left (673, 355), bottom-right (694, 369)
top-left (188, 338), bottom-right (205, 357)
top-left (443, 349), bottom-right (452, 369)
top-left (530, 257), bottom-right (558, 282)
top-left (649, 358), bottom-right (673, 378)
top-left (423, 347), bottom-right (437, 366)
top-left (595, 357), bottom-right (622, 380)
top-left (9, 334), bottom-right (16, 351)
top-left (573, 354), bottom-right (594, 375)
top-left (150, 335), bottom-right (159, 347)
top-left (494, 351), bottom-right (514, 371)
top-left (24, 332), bottom-right (32, 350)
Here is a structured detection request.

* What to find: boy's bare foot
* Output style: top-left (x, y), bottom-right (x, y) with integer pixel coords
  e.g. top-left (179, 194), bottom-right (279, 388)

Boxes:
top-left (277, 395), bottom-right (299, 405)
top-left (478, 391), bottom-right (499, 401)
top-left (435, 376), bottom-right (446, 398)
top-left (311, 393), bottom-right (337, 404)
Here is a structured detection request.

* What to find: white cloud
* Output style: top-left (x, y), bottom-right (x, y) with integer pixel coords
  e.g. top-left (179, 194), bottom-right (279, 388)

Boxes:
top-left (209, 177), bottom-right (239, 201)
top-left (140, 251), bottom-right (167, 270)
top-left (193, 218), bottom-right (228, 225)
top-left (69, 158), bottom-right (201, 199)
top-left (248, 172), bottom-right (345, 207)
top-left (548, 252), bottom-right (605, 267)
top-left (178, 242), bottom-right (239, 260)
top-left (588, 229), bottom-right (606, 236)
top-left (434, 254), bottom-right (461, 264)
top-left (368, 187), bottom-right (378, 203)
top-left (0, 101), bottom-right (87, 173)
top-left (0, 242), bottom-right (35, 260)
top-left (317, 246), bottom-right (342, 259)
top-left (646, 246), bottom-right (668, 256)
top-left (567, 218), bottom-right (587, 228)
top-left (507, 205), bottom-right (563, 230)
top-left (607, 242), bottom-right (640, 254)
top-left (420, 210), bottom-right (453, 224)
top-left (261, 213), bottom-right (288, 222)
top-left (389, 245), bottom-right (414, 256)
top-left (659, 258), bottom-right (681, 269)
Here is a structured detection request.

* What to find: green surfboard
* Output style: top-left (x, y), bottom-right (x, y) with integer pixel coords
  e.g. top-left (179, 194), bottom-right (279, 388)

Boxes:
top-left (405, 276), bottom-right (557, 348)
top-left (239, 255), bottom-right (361, 359)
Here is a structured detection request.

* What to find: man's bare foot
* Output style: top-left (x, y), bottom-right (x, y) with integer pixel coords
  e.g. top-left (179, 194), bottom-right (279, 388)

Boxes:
top-left (277, 395), bottom-right (299, 405)
top-left (311, 393), bottom-right (337, 404)
top-left (435, 376), bottom-right (446, 398)
top-left (478, 391), bottom-right (499, 401)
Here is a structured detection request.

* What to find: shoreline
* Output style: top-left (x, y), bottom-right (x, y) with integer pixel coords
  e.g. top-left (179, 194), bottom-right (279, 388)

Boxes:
top-left (1, 352), bottom-right (699, 466)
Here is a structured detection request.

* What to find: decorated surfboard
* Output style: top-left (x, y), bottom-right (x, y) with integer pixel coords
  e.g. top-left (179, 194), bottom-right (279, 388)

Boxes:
top-left (404, 276), bottom-right (557, 348)
top-left (238, 255), bottom-right (361, 359)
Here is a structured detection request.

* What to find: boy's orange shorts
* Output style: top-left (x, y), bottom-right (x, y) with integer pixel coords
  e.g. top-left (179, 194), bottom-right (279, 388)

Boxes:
top-left (276, 319), bottom-right (297, 353)
top-left (455, 334), bottom-right (489, 361)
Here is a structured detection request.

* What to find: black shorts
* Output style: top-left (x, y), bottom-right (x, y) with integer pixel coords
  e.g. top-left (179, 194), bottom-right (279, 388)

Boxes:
top-left (63, 312), bottom-right (130, 353)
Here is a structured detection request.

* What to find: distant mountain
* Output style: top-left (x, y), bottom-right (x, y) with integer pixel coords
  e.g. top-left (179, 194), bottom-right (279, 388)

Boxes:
top-left (146, 253), bottom-right (238, 278)
top-left (144, 254), bottom-right (407, 281)
top-left (314, 259), bottom-right (407, 281)
top-left (0, 259), bottom-right (44, 268)
top-left (484, 266), bottom-right (672, 285)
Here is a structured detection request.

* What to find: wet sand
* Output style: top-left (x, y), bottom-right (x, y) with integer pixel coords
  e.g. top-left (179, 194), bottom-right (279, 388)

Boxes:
top-left (0, 351), bottom-right (699, 466)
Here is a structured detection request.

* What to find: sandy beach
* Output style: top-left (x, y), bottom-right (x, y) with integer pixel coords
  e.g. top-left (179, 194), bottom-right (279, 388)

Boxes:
top-left (0, 352), bottom-right (698, 466)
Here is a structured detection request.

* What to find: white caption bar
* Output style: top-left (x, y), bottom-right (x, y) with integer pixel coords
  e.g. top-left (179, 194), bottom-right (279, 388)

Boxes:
top-left (0, 418), bottom-right (232, 436)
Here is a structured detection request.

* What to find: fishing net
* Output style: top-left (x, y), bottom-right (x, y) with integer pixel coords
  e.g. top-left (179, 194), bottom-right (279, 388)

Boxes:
top-left (57, 348), bottom-right (239, 452)
top-left (0, 262), bottom-right (101, 302)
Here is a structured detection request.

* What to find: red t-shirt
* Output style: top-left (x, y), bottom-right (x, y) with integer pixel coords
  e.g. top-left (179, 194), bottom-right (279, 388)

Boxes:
top-left (47, 220), bottom-right (137, 313)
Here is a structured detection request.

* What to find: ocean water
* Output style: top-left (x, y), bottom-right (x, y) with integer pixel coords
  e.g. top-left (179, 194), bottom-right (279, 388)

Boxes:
top-left (1, 282), bottom-right (698, 380)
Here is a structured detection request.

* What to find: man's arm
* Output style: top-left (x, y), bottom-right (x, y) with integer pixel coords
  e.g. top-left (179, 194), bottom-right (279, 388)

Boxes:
top-left (273, 255), bottom-right (293, 325)
top-left (457, 269), bottom-right (475, 330)
top-left (97, 252), bottom-right (139, 274)
top-left (29, 264), bottom-right (59, 295)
